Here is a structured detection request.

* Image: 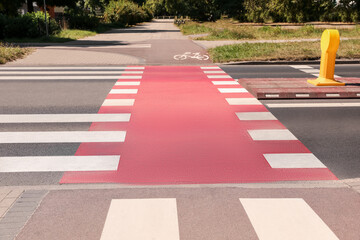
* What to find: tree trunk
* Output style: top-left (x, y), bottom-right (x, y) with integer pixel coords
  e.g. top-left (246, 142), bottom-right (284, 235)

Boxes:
top-left (27, 0), bottom-right (34, 13)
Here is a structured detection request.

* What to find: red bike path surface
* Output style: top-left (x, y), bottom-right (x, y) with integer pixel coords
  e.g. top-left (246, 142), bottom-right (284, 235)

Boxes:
top-left (60, 66), bottom-right (337, 184)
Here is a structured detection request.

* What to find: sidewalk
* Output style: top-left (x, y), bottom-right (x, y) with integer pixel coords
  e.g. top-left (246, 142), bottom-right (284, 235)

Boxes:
top-left (7, 19), bottom-right (210, 66)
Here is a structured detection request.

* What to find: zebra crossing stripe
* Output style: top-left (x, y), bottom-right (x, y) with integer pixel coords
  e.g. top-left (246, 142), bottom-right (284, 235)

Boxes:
top-left (0, 71), bottom-right (144, 75)
top-left (207, 75), bottom-right (232, 79)
top-left (115, 82), bottom-right (141, 86)
top-left (218, 88), bottom-right (248, 93)
top-left (0, 114), bottom-right (131, 123)
top-left (102, 99), bottom-right (135, 106)
top-left (0, 76), bottom-right (127, 80)
top-left (289, 65), bottom-right (313, 69)
top-left (226, 98), bottom-right (262, 105)
top-left (110, 89), bottom-right (138, 94)
top-left (248, 129), bottom-right (297, 141)
top-left (101, 199), bottom-right (180, 240)
top-left (201, 66), bottom-right (220, 69)
top-left (0, 155), bottom-right (120, 172)
top-left (263, 153), bottom-right (326, 168)
top-left (236, 112), bottom-right (277, 121)
top-left (0, 67), bottom-right (145, 70)
top-left (212, 81), bottom-right (239, 85)
top-left (203, 71), bottom-right (226, 74)
top-left (0, 131), bottom-right (126, 143)
top-left (117, 76), bottom-right (142, 79)
top-left (240, 198), bottom-right (339, 240)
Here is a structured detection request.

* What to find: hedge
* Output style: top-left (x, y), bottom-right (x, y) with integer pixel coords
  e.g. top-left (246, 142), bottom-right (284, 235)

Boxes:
top-left (0, 11), bottom-right (60, 39)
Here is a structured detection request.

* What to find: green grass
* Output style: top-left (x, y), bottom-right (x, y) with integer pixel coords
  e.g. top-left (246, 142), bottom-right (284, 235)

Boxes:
top-left (209, 39), bottom-right (360, 62)
top-left (178, 22), bottom-right (213, 35)
top-left (4, 29), bottom-right (98, 43)
top-left (0, 43), bottom-right (32, 64)
top-left (179, 19), bottom-right (360, 41)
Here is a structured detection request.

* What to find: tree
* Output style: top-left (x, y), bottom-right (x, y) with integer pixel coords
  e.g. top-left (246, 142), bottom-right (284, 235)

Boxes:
top-left (0, 0), bottom-right (25, 16)
top-left (26, 0), bottom-right (78, 13)
top-left (145, 0), bottom-right (167, 16)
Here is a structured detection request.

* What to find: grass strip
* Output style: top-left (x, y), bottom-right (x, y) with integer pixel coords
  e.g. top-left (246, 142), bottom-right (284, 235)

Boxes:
top-left (179, 20), bottom-right (360, 41)
top-left (4, 29), bottom-right (98, 43)
top-left (209, 39), bottom-right (360, 63)
top-left (3, 22), bottom-right (131, 44)
top-left (0, 43), bottom-right (33, 64)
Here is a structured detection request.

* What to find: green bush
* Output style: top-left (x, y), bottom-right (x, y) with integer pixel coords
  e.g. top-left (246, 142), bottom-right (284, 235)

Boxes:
top-left (104, 0), bottom-right (152, 26)
top-left (0, 11), bottom-right (60, 39)
top-left (67, 13), bottom-right (100, 30)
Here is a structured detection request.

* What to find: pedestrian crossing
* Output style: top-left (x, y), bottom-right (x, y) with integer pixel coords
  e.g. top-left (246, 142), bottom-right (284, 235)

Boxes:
top-left (0, 66), bottom-right (143, 80)
top-left (0, 66), bottom-right (141, 173)
top-left (289, 65), bottom-right (342, 78)
top-left (99, 197), bottom-right (339, 240)
top-left (0, 66), bottom-right (336, 183)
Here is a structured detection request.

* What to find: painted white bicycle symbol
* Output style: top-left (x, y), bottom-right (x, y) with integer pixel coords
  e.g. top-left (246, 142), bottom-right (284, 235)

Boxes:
top-left (174, 52), bottom-right (209, 61)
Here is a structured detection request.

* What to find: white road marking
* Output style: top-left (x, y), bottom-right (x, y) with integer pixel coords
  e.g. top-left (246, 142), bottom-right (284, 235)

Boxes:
top-left (0, 71), bottom-right (144, 75)
top-left (110, 89), bottom-right (138, 94)
top-left (212, 81), bottom-right (239, 85)
top-left (265, 94), bottom-right (279, 98)
top-left (301, 69), bottom-right (319, 73)
top-left (207, 75), bottom-right (232, 79)
top-left (289, 65), bottom-right (313, 69)
top-left (0, 131), bottom-right (126, 143)
top-left (102, 99), bottom-right (135, 106)
top-left (100, 199), bottom-right (180, 240)
top-left (267, 103), bottom-right (360, 108)
top-left (201, 67), bottom-right (220, 69)
top-left (326, 93), bottom-right (340, 97)
top-left (0, 114), bottom-right (131, 123)
top-left (203, 71), bottom-right (226, 74)
top-left (240, 198), bottom-right (339, 240)
top-left (0, 76), bottom-right (141, 80)
top-left (115, 82), bottom-right (141, 86)
top-left (0, 155), bottom-right (120, 172)
top-left (218, 88), bottom-right (248, 93)
top-left (311, 74), bottom-right (342, 78)
top-left (295, 93), bottom-right (310, 98)
top-left (226, 98), bottom-right (262, 105)
top-left (118, 76), bottom-right (142, 79)
top-left (248, 129), bottom-right (297, 140)
top-left (43, 44), bottom-right (151, 49)
top-left (263, 153), bottom-right (326, 168)
top-left (0, 67), bottom-right (145, 70)
top-left (236, 112), bottom-right (277, 121)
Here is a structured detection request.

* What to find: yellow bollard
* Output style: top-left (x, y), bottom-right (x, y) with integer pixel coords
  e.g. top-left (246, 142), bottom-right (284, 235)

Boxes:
top-left (307, 29), bottom-right (345, 86)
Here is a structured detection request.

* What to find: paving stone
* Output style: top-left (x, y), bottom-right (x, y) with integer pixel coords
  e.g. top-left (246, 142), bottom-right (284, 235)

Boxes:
top-left (0, 222), bottom-right (24, 229)
top-left (23, 190), bottom-right (47, 194)
top-left (6, 190), bottom-right (23, 199)
top-left (12, 202), bottom-right (37, 207)
top-left (0, 199), bottom-right (17, 208)
top-left (1, 216), bottom-right (29, 224)
top-left (3, 212), bottom-right (31, 218)
top-left (6, 206), bottom-right (37, 213)
top-left (0, 228), bottom-right (20, 237)
top-left (0, 235), bottom-right (14, 240)
top-left (0, 191), bottom-right (10, 196)
top-left (16, 198), bottom-right (42, 203)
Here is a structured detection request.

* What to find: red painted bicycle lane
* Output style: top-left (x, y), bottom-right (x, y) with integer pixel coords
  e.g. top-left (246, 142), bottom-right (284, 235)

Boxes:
top-left (60, 66), bottom-right (337, 184)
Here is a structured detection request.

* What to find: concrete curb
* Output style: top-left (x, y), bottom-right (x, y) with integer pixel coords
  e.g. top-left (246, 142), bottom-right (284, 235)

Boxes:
top-left (219, 59), bottom-right (360, 65)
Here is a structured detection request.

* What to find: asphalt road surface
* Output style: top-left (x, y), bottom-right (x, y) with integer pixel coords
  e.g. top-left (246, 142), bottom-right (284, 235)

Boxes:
top-left (220, 64), bottom-right (360, 179)
top-left (0, 64), bottom-right (359, 185)
top-left (220, 64), bottom-right (360, 79)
